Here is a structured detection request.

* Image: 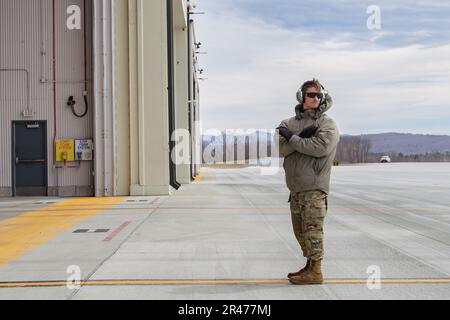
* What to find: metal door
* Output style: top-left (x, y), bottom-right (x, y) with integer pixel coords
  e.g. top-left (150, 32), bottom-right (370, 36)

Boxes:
top-left (12, 121), bottom-right (48, 196)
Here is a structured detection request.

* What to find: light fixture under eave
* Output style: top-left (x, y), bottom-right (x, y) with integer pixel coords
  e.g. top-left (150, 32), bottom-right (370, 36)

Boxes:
top-left (187, 0), bottom-right (196, 11)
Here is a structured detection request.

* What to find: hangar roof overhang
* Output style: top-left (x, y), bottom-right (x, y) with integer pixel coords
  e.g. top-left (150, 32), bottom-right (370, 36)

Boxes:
top-left (174, 0), bottom-right (187, 28)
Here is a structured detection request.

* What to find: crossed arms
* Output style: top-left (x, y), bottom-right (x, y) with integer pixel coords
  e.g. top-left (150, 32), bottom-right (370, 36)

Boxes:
top-left (275, 118), bottom-right (340, 159)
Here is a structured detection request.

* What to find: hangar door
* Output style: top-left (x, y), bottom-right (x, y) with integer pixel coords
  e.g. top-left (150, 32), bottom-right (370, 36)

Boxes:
top-left (12, 121), bottom-right (48, 196)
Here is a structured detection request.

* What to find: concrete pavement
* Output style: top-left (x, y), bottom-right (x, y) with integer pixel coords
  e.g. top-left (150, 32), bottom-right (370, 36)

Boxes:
top-left (0, 163), bottom-right (449, 300)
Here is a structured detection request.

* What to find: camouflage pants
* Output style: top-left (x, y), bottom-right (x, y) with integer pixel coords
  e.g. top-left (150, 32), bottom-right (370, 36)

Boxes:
top-left (290, 190), bottom-right (328, 262)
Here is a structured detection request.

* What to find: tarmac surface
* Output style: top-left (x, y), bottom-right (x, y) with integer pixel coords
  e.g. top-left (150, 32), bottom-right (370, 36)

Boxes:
top-left (0, 163), bottom-right (449, 300)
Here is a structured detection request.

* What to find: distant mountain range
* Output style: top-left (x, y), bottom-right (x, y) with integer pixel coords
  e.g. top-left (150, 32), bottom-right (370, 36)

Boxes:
top-left (202, 132), bottom-right (450, 156)
top-left (360, 133), bottom-right (450, 155)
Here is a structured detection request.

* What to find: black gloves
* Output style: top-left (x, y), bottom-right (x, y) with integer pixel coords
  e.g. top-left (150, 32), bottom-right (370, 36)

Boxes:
top-left (277, 127), bottom-right (294, 142)
top-left (299, 125), bottom-right (319, 139)
top-left (277, 125), bottom-right (319, 142)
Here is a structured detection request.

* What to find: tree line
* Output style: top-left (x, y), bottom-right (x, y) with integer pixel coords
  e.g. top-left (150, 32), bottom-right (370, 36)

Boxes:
top-left (201, 134), bottom-right (450, 164)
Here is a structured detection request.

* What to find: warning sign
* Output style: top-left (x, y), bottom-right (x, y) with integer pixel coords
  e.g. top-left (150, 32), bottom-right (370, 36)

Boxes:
top-left (75, 139), bottom-right (93, 161)
top-left (56, 139), bottom-right (75, 162)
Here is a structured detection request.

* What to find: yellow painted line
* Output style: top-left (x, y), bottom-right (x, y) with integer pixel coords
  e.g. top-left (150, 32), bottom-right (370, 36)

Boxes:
top-left (325, 279), bottom-right (450, 284)
top-left (0, 197), bottom-right (127, 266)
top-left (1, 278), bottom-right (450, 288)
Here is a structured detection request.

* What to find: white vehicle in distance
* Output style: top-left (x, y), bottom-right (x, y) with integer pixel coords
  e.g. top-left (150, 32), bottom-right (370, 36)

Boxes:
top-left (380, 156), bottom-right (391, 163)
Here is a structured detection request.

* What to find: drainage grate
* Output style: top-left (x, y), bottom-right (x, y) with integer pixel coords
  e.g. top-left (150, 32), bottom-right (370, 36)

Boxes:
top-left (95, 229), bottom-right (110, 233)
top-left (125, 199), bottom-right (152, 204)
top-left (34, 201), bottom-right (57, 205)
top-left (73, 229), bottom-right (110, 234)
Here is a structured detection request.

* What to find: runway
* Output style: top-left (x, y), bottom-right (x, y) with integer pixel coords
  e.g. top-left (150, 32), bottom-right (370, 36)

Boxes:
top-left (0, 163), bottom-right (449, 300)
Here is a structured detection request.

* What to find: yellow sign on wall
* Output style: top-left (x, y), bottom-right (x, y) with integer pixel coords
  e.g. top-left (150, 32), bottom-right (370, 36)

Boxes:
top-left (56, 139), bottom-right (75, 162)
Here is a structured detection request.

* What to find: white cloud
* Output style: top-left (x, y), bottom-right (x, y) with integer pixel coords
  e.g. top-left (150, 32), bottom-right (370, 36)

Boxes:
top-left (195, 1), bottom-right (450, 135)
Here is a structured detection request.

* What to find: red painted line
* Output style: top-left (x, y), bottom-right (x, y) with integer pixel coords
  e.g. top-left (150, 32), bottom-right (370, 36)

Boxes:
top-left (103, 222), bottom-right (132, 242)
top-left (151, 198), bottom-right (160, 205)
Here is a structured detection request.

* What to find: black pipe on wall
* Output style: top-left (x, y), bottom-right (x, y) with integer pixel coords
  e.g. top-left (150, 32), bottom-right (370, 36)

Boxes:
top-left (167, 0), bottom-right (181, 190)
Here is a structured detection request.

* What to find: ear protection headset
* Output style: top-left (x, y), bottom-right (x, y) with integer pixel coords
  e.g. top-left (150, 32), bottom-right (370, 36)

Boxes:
top-left (296, 80), bottom-right (328, 106)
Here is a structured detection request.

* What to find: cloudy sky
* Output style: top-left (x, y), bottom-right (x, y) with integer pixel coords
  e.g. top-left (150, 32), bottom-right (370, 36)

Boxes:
top-left (194, 0), bottom-right (450, 135)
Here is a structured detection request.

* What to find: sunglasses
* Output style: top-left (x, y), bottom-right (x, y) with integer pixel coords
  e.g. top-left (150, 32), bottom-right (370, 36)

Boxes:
top-left (306, 92), bottom-right (324, 100)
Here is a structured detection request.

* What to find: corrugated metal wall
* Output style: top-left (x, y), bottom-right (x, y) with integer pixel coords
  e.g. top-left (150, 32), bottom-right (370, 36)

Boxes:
top-left (0, 0), bottom-right (94, 197)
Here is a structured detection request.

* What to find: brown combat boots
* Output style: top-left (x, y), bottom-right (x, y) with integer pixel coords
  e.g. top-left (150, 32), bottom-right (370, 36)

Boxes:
top-left (287, 259), bottom-right (311, 279)
top-left (289, 260), bottom-right (324, 285)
